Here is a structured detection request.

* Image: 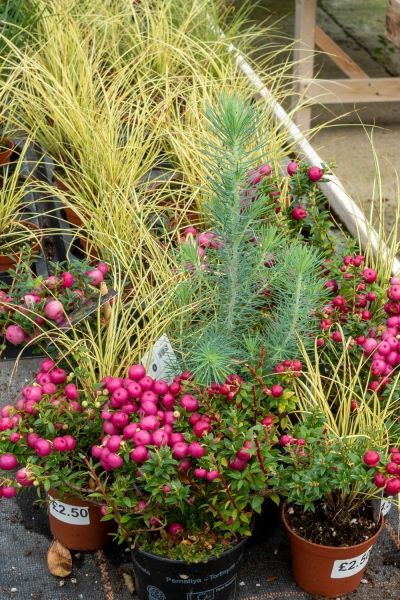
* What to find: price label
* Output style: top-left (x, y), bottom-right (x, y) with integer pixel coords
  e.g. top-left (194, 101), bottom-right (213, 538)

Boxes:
top-left (49, 497), bottom-right (90, 525)
top-left (141, 334), bottom-right (177, 383)
top-left (331, 548), bottom-right (372, 579)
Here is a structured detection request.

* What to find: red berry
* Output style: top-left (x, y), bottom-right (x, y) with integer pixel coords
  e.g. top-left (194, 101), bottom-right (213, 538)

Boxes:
top-left (307, 166), bottom-right (324, 182)
top-left (291, 206), bottom-right (307, 221)
top-left (363, 450), bottom-right (380, 467)
top-left (270, 384), bottom-right (283, 398)
top-left (373, 472), bottom-right (387, 488)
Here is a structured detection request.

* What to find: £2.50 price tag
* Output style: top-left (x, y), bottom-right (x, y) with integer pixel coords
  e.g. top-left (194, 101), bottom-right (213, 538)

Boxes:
top-left (49, 497), bottom-right (90, 526)
top-left (331, 548), bottom-right (372, 579)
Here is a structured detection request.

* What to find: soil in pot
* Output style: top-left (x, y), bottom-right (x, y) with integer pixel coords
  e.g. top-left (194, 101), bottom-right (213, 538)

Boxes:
top-left (132, 537), bottom-right (247, 600)
top-left (282, 502), bottom-right (384, 598)
top-left (48, 489), bottom-right (115, 551)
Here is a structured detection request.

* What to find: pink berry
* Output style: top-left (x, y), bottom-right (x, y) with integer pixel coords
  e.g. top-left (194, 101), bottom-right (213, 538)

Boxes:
top-left (363, 338), bottom-right (378, 355)
top-left (391, 452), bottom-right (400, 465)
top-left (193, 420), bottom-right (212, 438)
top-left (111, 411), bottom-right (129, 429)
top-left (385, 478), bottom-right (400, 495)
top-left (152, 429), bottom-right (169, 447)
top-left (40, 358), bottom-right (55, 373)
top-left (50, 368), bottom-right (67, 384)
top-left (307, 166), bottom-right (323, 182)
top-left (153, 380), bottom-right (169, 395)
top-left (363, 450), bottom-right (380, 467)
top-left (107, 453), bottom-right (123, 469)
top-left (106, 435), bottom-right (121, 452)
top-left (130, 446), bottom-right (149, 463)
top-left (386, 462), bottom-right (399, 475)
top-left (206, 470), bottom-right (219, 482)
top-left (16, 468), bottom-right (34, 487)
top-left (139, 376), bottom-right (154, 391)
top-left (64, 383), bottom-right (78, 400)
top-left (162, 393), bottom-right (175, 409)
top-left (0, 453), bottom-right (18, 470)
top-left (287, 161), bottom-right (298, 176)
top-left (140, 416), bottom-right (159, 431)
top-left (194, 468), bottom-right (207, 479)
top-left (259, 163), bottom-right (271, 176)
top-left (168, 522), bottom-right (184, 535)
top-left (44, 300), bottom-right (64, 320)
top-left (168, 381), bottom-right (181, 396)
top-left (61, 272), bottom-right (74, 288)
top-left (5, 324), bottom-right (26, 345)
top-left (140, 401), bottom-right (158, 416)
top-left (126, 381), bottom-right (142, 399)
top-left (270, 384), bottom-right (283, 398)
top-left (27, 433), bottom-right (40, 448)
top-left (53, 437), bottom-right (68, 452)
top-left (97, 262), bottom-right (109, 276)
top-left (141, 390), bottom-right (158, 404)
top-left (35, 439), bottom-right (52, 457)
top-left (133, 430), bottom-right (152, 446)
top-left (291, 206), bottom-right (307, 221)
top-left (85, 269), bottom-right (104, 286)
top-left (172, 442), bottom-right (188, 459)
top-left (2, 486), bottom-right (16, 499)
top-left (280, 435), bottom-right (292, 447)
top-left (362, 268), bottom-right (377, 284)
top-left (42, 382), bottom-right (57, 395)
top-left (188, 441), bottom-right (205, 459)
top-left (374, 472), bottom-right (387, 488)
top-left (22, 386), bottom-right (43, 402)
top-left (180, 394), bottom-right (199, 412)
top-left (128, 364), bottom-right (146, 381)
top-left (229, 458), bottom-right (247, 471)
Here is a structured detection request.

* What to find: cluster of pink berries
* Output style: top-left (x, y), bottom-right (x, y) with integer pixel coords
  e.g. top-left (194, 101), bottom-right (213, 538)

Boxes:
top-left (180, 227), bottom-right (222, 270)
top-left (289, 164), bottom-right (324, 222)
top-left (0, 357), bottom-right (81, 498)
top-left (363, 449), bottom-right (400, 496)
top-left (1, 262), bottom-right (108, 346)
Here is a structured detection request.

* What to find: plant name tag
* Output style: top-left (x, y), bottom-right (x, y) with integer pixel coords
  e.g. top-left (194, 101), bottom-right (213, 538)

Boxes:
top-left (49, 497), bottom-right (90, 526)
top-left (331, 548), bottom-right (372, 579)
top-left (380, 499), bottom-right (392, 516)
top-left (141, 334), bottom-right (177, 383)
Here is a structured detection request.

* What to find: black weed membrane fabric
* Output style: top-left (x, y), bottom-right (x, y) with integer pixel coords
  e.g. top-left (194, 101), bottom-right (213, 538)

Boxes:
top-left (0, 360), bottom-right (399, 600)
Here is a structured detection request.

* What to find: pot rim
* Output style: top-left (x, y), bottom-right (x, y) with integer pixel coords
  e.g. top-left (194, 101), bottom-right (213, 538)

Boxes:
top-left (281, 501), bottom-right (384, 552)
top-left (133, 534), bottom-right (248, 566)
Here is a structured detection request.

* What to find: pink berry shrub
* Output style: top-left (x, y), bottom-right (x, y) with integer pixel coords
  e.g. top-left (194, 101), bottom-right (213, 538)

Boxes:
top-left (0, 357), bottom-right (104, 498)
top-left (0, 255), bottom-right (110, 351)
top-left (85, 357), bottom-right (298, 561)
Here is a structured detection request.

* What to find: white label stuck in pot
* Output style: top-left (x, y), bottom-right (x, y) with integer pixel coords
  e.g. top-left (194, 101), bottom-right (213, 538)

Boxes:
top-left (141, 334), bottom-right (177, 383)
top-left (330, 548), bottom-right (372, 579)
top-left (380, 499), bottom-right (392, 516)
top-left (49, 497), bottom-right (90, 525)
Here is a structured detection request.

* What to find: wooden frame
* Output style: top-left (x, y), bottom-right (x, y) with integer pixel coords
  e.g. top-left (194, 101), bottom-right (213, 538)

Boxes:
top-left (293, 0), bottom-right (400, 130)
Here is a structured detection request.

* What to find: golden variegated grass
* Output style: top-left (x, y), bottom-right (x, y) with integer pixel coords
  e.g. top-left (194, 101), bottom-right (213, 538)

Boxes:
top-left (294, 336), bottom-right (399, 451)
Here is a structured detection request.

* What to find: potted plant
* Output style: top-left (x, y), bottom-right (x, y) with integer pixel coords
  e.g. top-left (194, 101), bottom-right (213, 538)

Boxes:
top-left (170, 94), bottom-right (328, 384)
top-left (0, 137), bottom-right (14, 165)
top-left (84, 357), bottom-right (300, 600)
top-left (0, 145), bottom-right (42, 271)
top-left (0, 253), bottom-right (109, 352)
top-left (0, 355), bottom-right (115, 550)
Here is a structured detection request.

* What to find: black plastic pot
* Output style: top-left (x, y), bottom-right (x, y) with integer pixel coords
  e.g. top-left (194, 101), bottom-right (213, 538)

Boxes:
top-left (249, 497), bottom-right (280, 545)
top-left (132, 537), bottom-right (247, 600)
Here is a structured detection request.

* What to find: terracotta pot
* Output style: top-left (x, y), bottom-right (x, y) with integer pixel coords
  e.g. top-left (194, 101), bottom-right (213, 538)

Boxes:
top-left (282, 505), bottom-right (384, 598)
top-left (0, 139), bottom-right (14, 165)
top-left (0, 222), bottom-right (41, 273)
top-left (48, 489), bottom-right (115, 551)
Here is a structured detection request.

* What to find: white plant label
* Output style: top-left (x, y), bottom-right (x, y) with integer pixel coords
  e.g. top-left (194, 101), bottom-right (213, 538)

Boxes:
top-left (49, 496), bottom-right (90, 525)
top-left (331, 548), bottom-right (372, 579)
top-left (380, 499), bottom-right (392, 516)
top-left (141, 334), bottom-right (177, 383)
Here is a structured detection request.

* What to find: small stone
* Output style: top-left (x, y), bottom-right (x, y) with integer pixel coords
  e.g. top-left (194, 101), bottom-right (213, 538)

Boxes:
top-left (239, 581), bottom-right (245, 586)
top-left (74, 553), bottom-right (81, 559)
top-left (59, 581), bottom-right (65, 587)
top-left (361, 579), bottom-right (368, 584)
top-left (273, 549), bottom-right (278, 555)
top-left (71, 578), bottom-right (77, 584)
top-left (256, 583), bottom-right (260, 587)
top-left (10, 589), bottom-right (17, 594)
